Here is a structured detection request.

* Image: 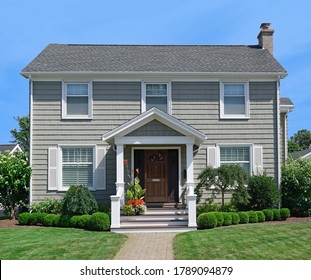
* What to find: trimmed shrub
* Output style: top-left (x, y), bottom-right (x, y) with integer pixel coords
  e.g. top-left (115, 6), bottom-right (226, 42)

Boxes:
top-left (231, 212), bottom-right (240, 225)
top-left (197, 213), bottom-right (217, 229)
top-left (238, 212), bottom-right (249, 224)
top-left (281, 158), bottom-right (311, 216)
top-left (87, 212), bottom-right (110, 231)
top-left (43, 214), bottom-right (60, 227)
top-left (210, 212), bottom-right (224, 227)
top-left (280, 208), bottom-right (290, 220)
top-left (256, 211), bottom-right (265, 223)
top-left (272, 209), bottom-right (281, 221)
top-left (98, 203), bottom-right (110, 214)
top-left (263, 209), bottom-right (274, 221)
top-left (223, 212), bottom-right (232, 226)
top-left (247, 173), bottom-right (280, 210)
top-left (30, 198), bottom-right (62, 214)
top-left (197, 203), bottom-right (222, 216)
top-left (69, 215), bottom-right (81, 228)
top-left (62, 185), bottom-right (98, 216)
top-left (28, 213), bottom-right (38, 225)
top-left (36, 213), bottom-right (48, 224)
top-left (247, 211), bottom-right (258, 223)
top-left (59, 215), bottom-right (72, 227)
top-left (76, 214), bottom-right (91, 228)
top-left (18, 212), bottom-right (30, 225)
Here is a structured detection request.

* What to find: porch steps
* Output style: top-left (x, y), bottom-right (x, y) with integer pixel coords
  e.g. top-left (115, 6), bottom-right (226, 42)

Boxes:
top-left (111, 206), bottom-right (197, 233)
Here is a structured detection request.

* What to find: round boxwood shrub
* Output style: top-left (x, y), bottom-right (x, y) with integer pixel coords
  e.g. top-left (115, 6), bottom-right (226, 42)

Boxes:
top-left (238, 212), bottom-right (249, 224)
top-left (28, 213), bottom-right (39, 225)
top-left (247, 211), bottom-right (258, 223)
top-left (197, 213), bottom-right (217, 229)
top-left (62, 184), bottom-right (98, 215)
top-left (18, 212), bottom-right (30, 225)
top-left (59, 215), bottom-right (72, 227)
top-left (280, 208), bottom-right (290, 220)
top-left (210, 212), bottom-right (224, 227)
top-left (223, 212), bottom-right (232, 226)
top-left (272, 209), bottom-right (281, 221)
top-left (87, 212), bottom-right (110, 231)
top-left (230, 212), bottom-right (240, 225)
top-left (76, 214), bottom-right (91, 228)
top-left (256, 211), bottom-right (265, 222)
top-left (36, 213), bottom-right (48, 224)
top-left (69, 215), bottom-right (81, 228)
top-left (263, 209), bottom-right (274, 221)
top-left (43, 214), bottom-right (60, 227)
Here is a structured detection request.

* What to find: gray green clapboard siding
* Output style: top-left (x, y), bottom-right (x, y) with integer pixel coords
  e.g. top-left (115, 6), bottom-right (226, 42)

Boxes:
top-left (31, 80), bottom-right (278, 204)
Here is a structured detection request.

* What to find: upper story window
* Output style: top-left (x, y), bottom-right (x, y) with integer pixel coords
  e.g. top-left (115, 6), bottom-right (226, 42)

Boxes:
top-left (142, 82), bottom-right (171, 113)
top-left (62, 82), bottom-right (92, 119)
top-left (220, 82), bottom-right (249, 119)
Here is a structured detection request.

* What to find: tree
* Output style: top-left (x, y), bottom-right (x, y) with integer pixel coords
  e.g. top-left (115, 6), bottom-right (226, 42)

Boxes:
top-left (195, 164), bottom-right (248, 211)
top-left (289, 129), bottom-right (311, 152)
top-left (10, 115), bottom-right (30, 159)
top-left (0, 151), bottom-right (31, 219)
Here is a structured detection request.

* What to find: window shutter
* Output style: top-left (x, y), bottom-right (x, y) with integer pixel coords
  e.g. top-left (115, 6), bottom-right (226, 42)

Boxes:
top-left (207, 147), bottom-right (217, 168)
top-left (253, 146), bottom-right (263, 175)
top-left (94, 147), bottom-right (106, 190)
top-left (48, 147), bottom-right (58, 191)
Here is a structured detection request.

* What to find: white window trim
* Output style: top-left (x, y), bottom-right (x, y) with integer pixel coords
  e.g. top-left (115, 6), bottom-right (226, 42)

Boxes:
top-left (62, 81), bottom-right (93, 119)
top-left (217, 144), bottom-right (253, 175)
top-left (220, 81), bottom-right (250, 119)
top-left (58, 144), bottom-right (96, 191)
top-left (141, 81), bottom-right (172, 114)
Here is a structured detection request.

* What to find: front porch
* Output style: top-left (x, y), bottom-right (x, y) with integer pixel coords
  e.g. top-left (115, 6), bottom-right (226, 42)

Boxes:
top-left (102, 108), bottom-right (206, 232)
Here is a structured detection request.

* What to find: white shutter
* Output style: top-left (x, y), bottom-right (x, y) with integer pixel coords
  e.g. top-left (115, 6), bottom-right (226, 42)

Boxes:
top-left (207, 147), bottom-right (217, 168)
top-left (48, 147), bottom-right (58, 190)
top-left (253, 145), bottom-right (263, 175)
top-left (94, 147), bottom-right (106, 190)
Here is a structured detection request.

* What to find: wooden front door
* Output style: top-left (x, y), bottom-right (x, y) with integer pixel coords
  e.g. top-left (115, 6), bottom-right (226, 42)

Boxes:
top-left (144, 150), bottom-right (168, 202)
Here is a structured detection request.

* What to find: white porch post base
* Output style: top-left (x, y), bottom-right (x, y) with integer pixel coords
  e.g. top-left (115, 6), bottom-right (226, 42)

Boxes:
top-left (186, 182), bottom-right (197, 227)
top-left (110, 195), bottom-right (121, 228)
top-left (116, 182), bottom-right (125, 206)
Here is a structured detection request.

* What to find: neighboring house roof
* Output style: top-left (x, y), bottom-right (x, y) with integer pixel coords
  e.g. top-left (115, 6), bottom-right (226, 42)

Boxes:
top-left (21, 44), bottom-right (287, 75)
top-left (0, 144), bottom-right (23, 154)
top-left (290, 148), bottom-right (311, 160)
top-left (280, 97), bottom-right (294, 113)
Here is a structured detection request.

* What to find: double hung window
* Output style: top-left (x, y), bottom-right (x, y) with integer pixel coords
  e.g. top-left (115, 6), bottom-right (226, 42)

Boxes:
top-left (143, 83), bottom-right (170, 113)
top-left (63, 82), bottom-right (92, 118)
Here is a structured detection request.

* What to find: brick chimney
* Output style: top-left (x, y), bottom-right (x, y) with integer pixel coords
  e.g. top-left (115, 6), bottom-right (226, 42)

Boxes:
top-left (257, 23), bottom-right (274, 55)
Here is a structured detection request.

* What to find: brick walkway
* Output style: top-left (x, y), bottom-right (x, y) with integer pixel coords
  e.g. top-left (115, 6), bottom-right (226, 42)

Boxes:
top-left (114, 232), bottom-right (177, 260)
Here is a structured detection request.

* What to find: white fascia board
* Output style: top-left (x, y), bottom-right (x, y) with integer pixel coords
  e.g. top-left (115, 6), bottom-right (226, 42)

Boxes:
top-left (280, 104), bottom-right (294, 113)
top-left (21, 71), bottom-right (287, 80)
top-left (115, 136), bottom-right (195, 145)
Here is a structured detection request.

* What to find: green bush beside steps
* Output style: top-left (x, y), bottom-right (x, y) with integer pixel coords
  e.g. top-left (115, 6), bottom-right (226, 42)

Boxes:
top-left (17, 212), bottom-right (110, 231)
top-left (197, 208), bottom-right (290, 229)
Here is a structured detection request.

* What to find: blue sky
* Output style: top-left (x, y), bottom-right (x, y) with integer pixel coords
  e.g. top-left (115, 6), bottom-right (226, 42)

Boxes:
top-left (1, 0), bottom-right (310, 143)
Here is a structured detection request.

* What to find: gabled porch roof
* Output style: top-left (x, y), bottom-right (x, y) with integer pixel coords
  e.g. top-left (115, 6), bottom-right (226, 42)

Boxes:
top-left (102, 107), bottom-right (207, 146)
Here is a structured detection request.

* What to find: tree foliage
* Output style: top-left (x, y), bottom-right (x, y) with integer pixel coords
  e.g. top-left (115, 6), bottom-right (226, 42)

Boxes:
top-left (281, 158), bottom-right (311, 216)
top-left (195, 164), bottom-right (248, 211)
top-left (289, 129), bottom-right (311, 152)
top-left (0, 151), bottom-right (31, 219)
top-left (10, 115), bottom-right (30, 159)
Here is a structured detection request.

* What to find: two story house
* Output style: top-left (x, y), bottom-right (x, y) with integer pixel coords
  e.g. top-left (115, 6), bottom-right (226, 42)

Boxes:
top-left (21, 23), bottom-right (293, 232)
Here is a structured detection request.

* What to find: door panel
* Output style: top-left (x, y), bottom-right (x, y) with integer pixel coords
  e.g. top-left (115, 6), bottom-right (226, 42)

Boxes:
top-left (144, 150), bottom-right (168, 202)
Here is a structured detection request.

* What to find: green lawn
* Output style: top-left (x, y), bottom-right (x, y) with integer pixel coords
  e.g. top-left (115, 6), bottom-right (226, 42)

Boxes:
top-left (174, 222), bottom-right (311, 260)
top-left (0, 227), bottom-right (127, 260)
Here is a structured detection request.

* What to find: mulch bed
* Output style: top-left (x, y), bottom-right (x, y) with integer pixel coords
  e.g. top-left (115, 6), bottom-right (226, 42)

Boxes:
top-left (0, 217), bottom-right (310, 228)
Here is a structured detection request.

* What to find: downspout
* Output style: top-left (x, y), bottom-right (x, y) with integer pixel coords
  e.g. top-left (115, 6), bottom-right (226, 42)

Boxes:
top-left (276, 77), bottom-right (281, 209)
top-left (29, 75), bottom-right (33, 205)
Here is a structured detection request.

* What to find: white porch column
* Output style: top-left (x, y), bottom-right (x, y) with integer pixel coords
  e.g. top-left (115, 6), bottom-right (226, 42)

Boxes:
top-left (186, 143), bottom-right (197, 227)
top-left (110, 144), bottom-right (125, 229)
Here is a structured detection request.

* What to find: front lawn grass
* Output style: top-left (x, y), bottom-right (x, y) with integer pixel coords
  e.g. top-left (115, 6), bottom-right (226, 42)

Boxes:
top-left (0, 227), bottom-right (127, 260)
top-left (174, 222), bottom-right (311, 260)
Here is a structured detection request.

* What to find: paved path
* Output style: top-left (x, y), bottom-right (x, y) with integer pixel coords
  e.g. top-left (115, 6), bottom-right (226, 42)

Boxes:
top-left (114, 233), bottom-right (177, 260)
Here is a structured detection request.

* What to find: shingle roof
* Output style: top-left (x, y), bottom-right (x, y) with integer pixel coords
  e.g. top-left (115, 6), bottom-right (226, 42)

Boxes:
top-left (290, 148), bottom-right (311, 160)
top-left (21, 44), bottom-right (286, 74)
top-left (0, 144), bottom-right (18, 153)
top-left (280, 97), bottom-right (294, 106)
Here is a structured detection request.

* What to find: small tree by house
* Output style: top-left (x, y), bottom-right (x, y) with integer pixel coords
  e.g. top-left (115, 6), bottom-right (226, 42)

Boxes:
top-left (0, 151), bottom-right (31, 219)
top-left (195, 164), bottom-right (248, 211)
